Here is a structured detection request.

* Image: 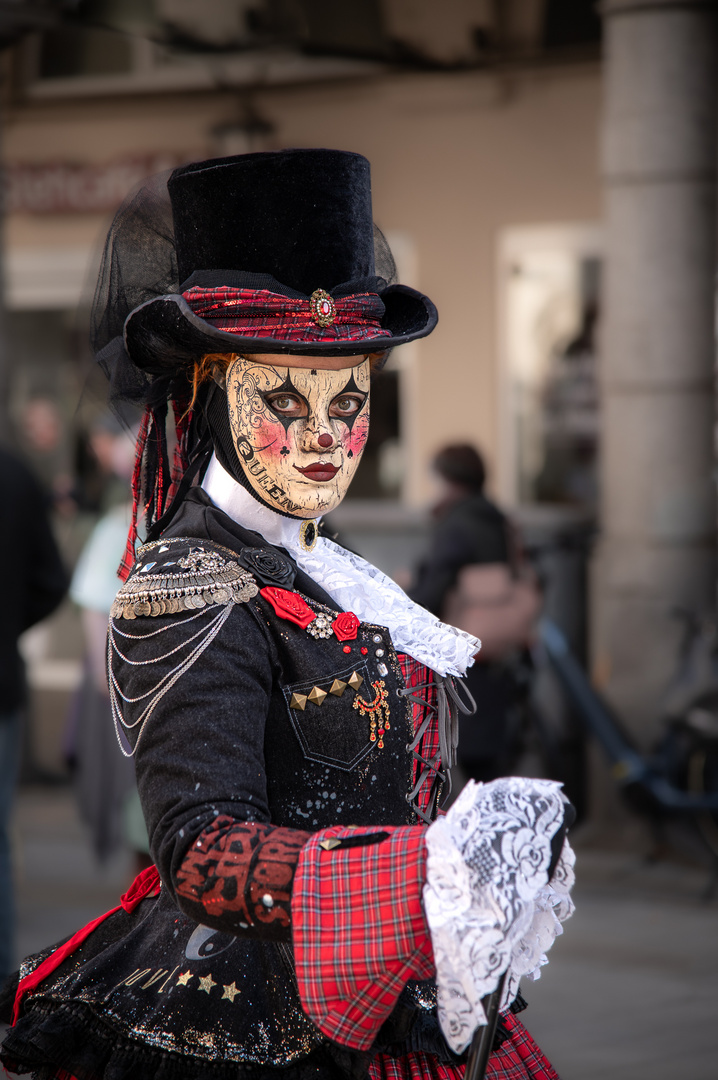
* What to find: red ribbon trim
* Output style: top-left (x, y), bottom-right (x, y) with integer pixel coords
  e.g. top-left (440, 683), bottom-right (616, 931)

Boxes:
top-left (260, 586), bottom-right (316, 629)
top-left (332, 612), bottom-right (360, 641)
top-left (182, 286), bottom-right (391, 341)
top-left (11, 864), bottom-right (161, 1025)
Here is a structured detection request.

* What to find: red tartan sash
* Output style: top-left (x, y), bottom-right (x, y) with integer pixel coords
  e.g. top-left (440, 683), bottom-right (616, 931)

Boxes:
top-left (182, 286), bottom-right (392, 342)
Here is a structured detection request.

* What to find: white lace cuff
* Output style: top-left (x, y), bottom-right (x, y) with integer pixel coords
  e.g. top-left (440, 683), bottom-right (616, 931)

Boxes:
top-left (423, 777), bottom-right (575, 1053)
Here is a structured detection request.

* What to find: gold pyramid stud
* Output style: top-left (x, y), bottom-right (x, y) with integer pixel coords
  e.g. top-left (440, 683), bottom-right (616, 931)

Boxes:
top-left (307, 685), bottom-right (328, 706)
top-left (329, 679), bottom-right (347, 697)
top-left (290, 692), bottom-right (308, 711)
top-left (347, 671), bottom-right (363, 691)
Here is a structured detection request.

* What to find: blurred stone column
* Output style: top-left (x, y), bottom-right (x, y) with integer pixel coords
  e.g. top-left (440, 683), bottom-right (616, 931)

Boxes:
top-left (596, 0), bottom-right (718, 743)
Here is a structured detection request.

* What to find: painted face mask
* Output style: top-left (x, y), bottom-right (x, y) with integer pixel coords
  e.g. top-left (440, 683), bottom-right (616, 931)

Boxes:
top-left (225, 355), bottom-right (371, 518)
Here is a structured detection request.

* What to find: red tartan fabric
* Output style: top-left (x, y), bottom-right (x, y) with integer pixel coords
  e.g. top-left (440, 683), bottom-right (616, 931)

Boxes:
top-left (118, 399), bottom-right (193, 584)
top-left (182, 286), bottom-right (392, 342)
top-left (119, 406), bottom-right (151, 581)
top-left (397, 655), bottom-right (441, 818)
top-left (369, 1013), bottom-right (560, 1080)
top-left (292, 824), bottom-right (434, 1051)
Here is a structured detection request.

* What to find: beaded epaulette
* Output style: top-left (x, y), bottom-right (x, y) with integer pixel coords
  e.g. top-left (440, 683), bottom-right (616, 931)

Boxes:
top-left (110, 538), bottom-right (258, 620)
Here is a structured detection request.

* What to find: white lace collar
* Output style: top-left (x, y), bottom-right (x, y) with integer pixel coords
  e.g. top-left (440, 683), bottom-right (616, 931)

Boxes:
top-left (202, 454), bottom-right (480, 677)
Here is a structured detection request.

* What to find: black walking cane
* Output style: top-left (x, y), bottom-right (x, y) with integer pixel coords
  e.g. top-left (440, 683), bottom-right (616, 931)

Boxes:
top-left (463, 804), bottom-right (573, 1080)
top-left (463, 972), bottom-right (508, 1080)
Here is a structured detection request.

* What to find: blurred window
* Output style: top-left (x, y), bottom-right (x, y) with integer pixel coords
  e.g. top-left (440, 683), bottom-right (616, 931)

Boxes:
top-left (39, 25), bottom-right (132, 78)
top-left (543, 0), bottom-right (602, 52)
top-left (497, 225), bottom-right (603, 513)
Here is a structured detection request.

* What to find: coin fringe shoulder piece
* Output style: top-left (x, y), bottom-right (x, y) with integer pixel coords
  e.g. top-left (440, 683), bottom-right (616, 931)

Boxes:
top-left (107, 539), bottom-right (260, 758)
top-left (110, 539), bottom-right (259, 620)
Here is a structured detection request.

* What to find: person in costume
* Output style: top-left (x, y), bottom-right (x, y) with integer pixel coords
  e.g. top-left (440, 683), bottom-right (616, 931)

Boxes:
top-left (1, 150), bottom-right (575, 1080)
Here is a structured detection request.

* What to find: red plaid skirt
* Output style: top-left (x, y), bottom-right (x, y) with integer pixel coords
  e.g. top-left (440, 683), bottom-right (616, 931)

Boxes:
top-left (370, 1014), bottom-right (559, 1080)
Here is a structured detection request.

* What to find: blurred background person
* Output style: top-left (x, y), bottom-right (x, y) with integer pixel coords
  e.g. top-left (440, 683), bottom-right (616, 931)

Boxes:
top-left (410, 444), bottom-right (541, 782)
top-left (19, 397), bottom-right (77, 519)
top-left (0, 446), bottom-right (67, 984)
top-left (66, 413), bottom-right (150, 875)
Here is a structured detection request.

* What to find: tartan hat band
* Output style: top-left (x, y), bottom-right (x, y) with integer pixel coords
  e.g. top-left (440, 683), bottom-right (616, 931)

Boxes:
top-left (181, 285), bottom-right (392, 345)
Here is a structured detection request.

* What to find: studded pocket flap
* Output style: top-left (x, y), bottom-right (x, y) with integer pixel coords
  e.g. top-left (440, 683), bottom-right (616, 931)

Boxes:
top-left (282, 662), bottom-right (373, 771)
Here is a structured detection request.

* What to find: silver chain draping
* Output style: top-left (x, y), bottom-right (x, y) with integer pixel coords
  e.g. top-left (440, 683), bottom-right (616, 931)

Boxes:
top-left (108, 603), bottom-right (235, 758)
top-left (111, 606), bottom-right (210, 641)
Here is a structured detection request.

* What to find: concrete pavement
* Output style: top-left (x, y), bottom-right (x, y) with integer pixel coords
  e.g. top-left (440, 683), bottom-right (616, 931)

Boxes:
top-left (4, 785), bottom-right (718, 1079)
top-left (525, 856), bottom-right (718, 1078)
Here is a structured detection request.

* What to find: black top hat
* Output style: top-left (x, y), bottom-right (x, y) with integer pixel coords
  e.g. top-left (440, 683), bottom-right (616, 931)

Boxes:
top-left (120, 148), bottom-right (437, 373)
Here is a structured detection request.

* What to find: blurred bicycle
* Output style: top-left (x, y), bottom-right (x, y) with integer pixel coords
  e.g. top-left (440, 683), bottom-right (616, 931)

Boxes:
top-left (538, 612), bottom-right (718, 894)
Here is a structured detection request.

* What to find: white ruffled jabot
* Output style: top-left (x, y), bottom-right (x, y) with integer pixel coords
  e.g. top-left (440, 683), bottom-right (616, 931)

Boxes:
top-left (202, 453), bottom-right (480, 677)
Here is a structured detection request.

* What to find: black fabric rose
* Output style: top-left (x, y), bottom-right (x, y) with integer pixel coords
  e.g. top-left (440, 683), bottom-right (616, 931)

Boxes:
top-left (237, 547), bottom-right (296, 588)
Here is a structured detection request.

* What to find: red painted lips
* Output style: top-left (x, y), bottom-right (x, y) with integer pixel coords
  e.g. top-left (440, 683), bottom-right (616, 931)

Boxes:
top-left (293, 462), bottom-right (339, 482)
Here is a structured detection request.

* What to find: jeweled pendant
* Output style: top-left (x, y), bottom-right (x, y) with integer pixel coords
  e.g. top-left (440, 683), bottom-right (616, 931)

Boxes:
top-left (299, 519), bottom-right (319, 551)
top-left (310, 288), bottom-right (336, 328)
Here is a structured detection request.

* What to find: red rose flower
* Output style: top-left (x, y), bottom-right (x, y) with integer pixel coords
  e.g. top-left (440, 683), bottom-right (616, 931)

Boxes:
top-left (332, 611), bottom-right (360, 641)
top-left (260, 587), bottom-right (316, 629)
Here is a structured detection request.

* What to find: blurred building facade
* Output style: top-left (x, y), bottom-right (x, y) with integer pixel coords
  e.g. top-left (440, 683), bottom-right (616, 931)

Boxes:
top-left (1, 0), bottom-right (716, 829)
top-left (0, 0), bottom-right (603, 511)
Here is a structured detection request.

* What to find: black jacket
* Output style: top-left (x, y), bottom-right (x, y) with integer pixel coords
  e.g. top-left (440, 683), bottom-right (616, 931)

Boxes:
top-left (3, 489), bottom-right (450, 1080)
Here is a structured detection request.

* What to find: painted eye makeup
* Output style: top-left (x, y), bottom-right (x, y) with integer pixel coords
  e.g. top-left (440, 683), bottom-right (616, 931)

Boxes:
top-left (329, 393), bottom-right (366, 418)
top-left (264, 392), bottom-right (308, 419)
